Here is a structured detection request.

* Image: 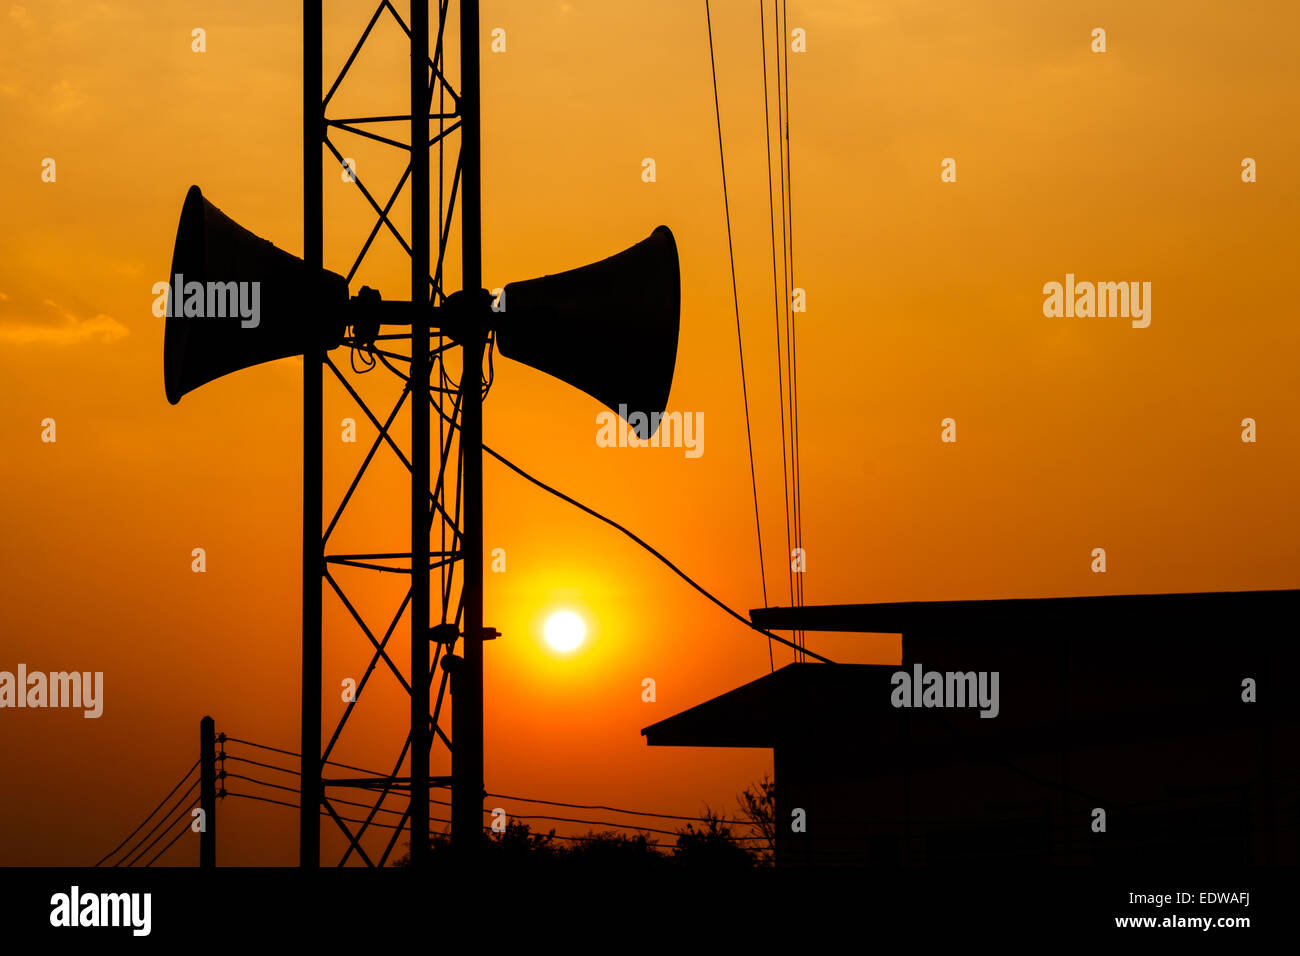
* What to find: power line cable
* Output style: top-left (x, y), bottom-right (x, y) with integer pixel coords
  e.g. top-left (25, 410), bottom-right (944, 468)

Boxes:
top-left (781, 0), bottom-right (806, 663)
top-left (225, 790), bottom-right (440, 831)
top-left (224, 771), bottom-right (299, 797)
top-left (223, 736), bottom-right (393, 778)
top-left (223, 753), bottom-right (300, 777)
top-left (771, 0), bottom-right (800, 663)
top-left (220, 735), bottom-right (770, 830)
top-left (110, 778), bottom-right (200, 868)
top-left (125, 797), bottom-right (198, 868)
top-left (500, 811), bottom-right (767, 840)
top-left (328, 371), bottom-right (826, 663)
top-left (761, 1), bottom-right (796, 633)
top-left (482, 441), bottom-right (833, 663)
top-left (486, 790), bottom-right (757, 827)
top-left (94, 758), bottom-right (199, 867)
top-left (225, 767), bottom-right (418, 816)
top-left (143, 812), bottom-right (196, 867)
top-left (705, 0), bottom-right (772, 673)
top-left (225, 762), bottom-right (762, 833)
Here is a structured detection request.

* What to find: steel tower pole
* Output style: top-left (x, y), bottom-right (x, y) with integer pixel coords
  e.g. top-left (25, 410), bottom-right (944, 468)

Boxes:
top-left (409, 0), bottom-right (433, 867)
top-left (300, 0), bottom-right (323, 870)
top-left (452, 0), bottom-right (485, 851)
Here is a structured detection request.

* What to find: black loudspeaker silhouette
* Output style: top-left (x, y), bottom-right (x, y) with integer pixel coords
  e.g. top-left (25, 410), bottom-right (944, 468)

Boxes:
top-left (164, 185), bottom-right (349, 404)
top-left (496, 226), bottom-right (680, 431)
top-left (163, 185), bottom-right (682, 424)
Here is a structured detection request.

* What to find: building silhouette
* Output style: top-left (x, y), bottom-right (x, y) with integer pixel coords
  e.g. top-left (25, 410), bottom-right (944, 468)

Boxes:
top-left (644, 590), bottom-right (1299, 866)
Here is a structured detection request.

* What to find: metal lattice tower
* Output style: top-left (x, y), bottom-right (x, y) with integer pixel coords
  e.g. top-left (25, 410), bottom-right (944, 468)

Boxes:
top-left (300, 0), bottom-right (484, 867)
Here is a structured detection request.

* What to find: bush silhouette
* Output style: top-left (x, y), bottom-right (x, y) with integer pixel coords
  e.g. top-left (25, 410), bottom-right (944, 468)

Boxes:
top-left (395, 781), bottom-right (773, 869)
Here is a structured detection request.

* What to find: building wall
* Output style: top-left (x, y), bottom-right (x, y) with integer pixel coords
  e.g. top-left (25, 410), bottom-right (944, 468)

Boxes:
top-left (773, 717), bottom-right (1296, 867)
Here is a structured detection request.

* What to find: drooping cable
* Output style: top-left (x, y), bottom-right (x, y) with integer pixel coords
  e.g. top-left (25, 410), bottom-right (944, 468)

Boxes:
top-left (94, 759), bottom-right (199, 867)
top-left (483, 441), bottom-right (833, 663)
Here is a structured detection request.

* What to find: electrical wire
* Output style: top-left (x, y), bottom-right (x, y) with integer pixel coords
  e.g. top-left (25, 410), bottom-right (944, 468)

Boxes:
top-left (499, 811), bottom-right (767, 841)
top-left (705, 0), bottom-right (772, 674)
top-left (223, 735), bottom-right (390, 778)
top-left (226, 765), bottom-right (415, 815)
top-left (223, 753), bottom-right (299, 777)
top-left (94, 758), bottom-right (199, 867)
top-left (485, 791), bottom-right (756, 826)
top-left (217, 735), bottom-right (773, 841)
top-left (124, 797), bottom-right (199, 868)
top-left (482, 441), bottom-right (834, 663)
top-left (761, 1), bottom-right (797, 648)
top-left (222, 734), bottom-right (1286, 848)
top-left (782, 0), bottom-right (806, 664)
top-left (143, 809), bottom-right (197, 867)
top-left (225, 790), bottom-right (416, 831)
top-left (481, 328), bottom-right (496, 398)
top-left (224, 778), bottom-right (765, 842)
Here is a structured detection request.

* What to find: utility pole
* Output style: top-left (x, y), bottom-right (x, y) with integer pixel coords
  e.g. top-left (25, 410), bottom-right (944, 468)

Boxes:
top-left (199, 715), bottom-right (217, 868)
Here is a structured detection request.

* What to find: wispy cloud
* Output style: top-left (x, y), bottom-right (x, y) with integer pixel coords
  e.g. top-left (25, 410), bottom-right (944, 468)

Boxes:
top-left (0, 294), bottom-right (129, 345)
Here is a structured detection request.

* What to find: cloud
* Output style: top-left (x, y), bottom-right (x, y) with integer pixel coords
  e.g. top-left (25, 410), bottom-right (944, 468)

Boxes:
top-left (0, 295), bottom-right (129, 345)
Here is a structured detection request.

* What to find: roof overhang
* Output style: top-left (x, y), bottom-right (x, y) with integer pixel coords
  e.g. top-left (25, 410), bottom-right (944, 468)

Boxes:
top-left (641, 663), bottom-right (891, 747)
top-left (750, 588), bottom-right (1300, 635)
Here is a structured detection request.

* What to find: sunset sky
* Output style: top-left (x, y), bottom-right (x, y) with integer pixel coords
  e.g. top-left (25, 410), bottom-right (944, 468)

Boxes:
top-left (2, 0), bottom-right (1298, 865)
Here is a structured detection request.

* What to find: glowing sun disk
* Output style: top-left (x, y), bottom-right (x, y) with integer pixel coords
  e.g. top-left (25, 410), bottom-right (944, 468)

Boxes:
top-left (544, 610), bottom-right (586, 652)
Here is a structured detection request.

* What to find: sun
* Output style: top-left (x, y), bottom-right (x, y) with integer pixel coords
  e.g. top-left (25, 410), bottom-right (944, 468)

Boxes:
top-left (543, 610), bottom-right (586, 653)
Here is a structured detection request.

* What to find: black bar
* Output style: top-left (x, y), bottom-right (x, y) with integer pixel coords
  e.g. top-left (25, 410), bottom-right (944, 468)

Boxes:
top-left (3, 867), bottom-right (1279, 941)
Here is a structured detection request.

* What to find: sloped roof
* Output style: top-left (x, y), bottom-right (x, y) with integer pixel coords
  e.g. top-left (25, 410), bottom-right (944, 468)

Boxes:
top-left (641, 663), bottom-right (888, 747)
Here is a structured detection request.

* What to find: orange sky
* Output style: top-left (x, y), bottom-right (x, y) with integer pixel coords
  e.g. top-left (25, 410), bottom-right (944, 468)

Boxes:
top-left (2, 0), bottom-right (1298, 865)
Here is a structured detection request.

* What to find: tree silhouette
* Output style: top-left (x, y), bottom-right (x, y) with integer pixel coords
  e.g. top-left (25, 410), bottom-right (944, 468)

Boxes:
top-left (393, 785), bottom-right (775, 870)
top-left (671, 810), bottom-right (755, 869)
top-left (737, 773), bottom-right (776, 865)
top-left (564, 830), bottom-right (667, 870)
